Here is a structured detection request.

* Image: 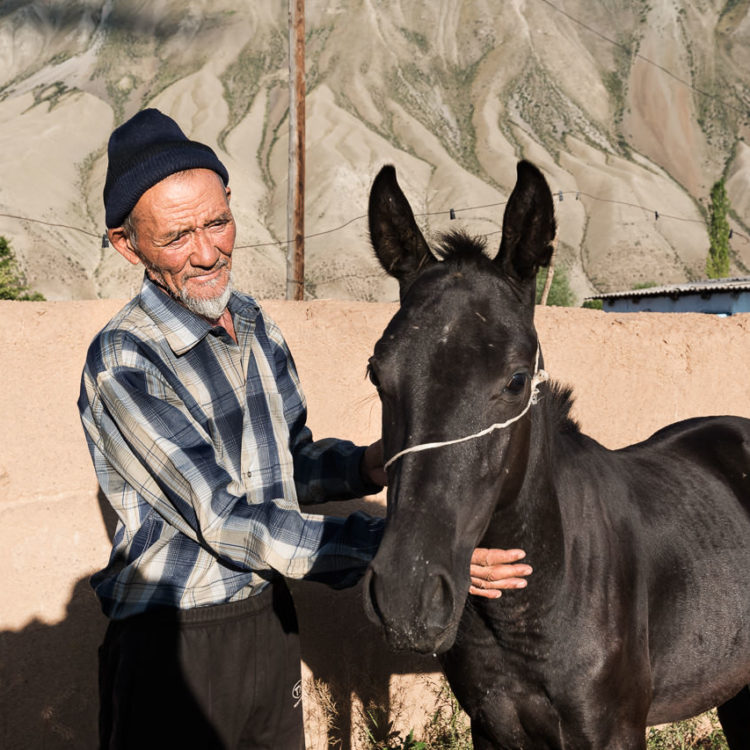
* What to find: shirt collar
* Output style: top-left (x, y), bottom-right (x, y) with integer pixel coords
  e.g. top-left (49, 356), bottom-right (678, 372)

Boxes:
top-left (138, 275), bottom-right (260, 355)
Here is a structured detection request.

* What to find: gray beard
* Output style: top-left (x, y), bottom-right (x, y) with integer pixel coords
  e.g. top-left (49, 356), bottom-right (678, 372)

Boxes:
top-left (178, 277), bottom-right (234, 321)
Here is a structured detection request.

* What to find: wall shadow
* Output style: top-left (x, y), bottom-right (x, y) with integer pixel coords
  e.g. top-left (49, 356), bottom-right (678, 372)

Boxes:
top-left (0, 489), bottom-right (223, 749)
top-left (0, 488), bottom-right (117, 747)
top-left (0, 575), bottom-right (105, 749)
top-left (0, 491), bottom-right (437, 749)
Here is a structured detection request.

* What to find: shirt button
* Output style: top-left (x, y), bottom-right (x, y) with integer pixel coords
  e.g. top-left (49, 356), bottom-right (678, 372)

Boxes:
top-left (246, 470), bottom-right (252, 478)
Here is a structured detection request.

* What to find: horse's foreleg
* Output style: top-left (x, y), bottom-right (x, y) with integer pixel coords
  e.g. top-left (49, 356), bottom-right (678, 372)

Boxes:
top-left (470, 720), bottom-right (507, 750)
top-left (717, 684), bottom-right (750, 749)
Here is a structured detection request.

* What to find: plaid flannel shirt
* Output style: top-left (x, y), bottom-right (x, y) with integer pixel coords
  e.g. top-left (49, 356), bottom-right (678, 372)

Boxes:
top-left (79, 277), bottom-right (384, 619)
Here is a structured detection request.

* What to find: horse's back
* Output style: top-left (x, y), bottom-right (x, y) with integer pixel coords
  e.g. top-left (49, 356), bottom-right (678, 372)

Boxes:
top-left (623, 414), bottom-right (750, 513)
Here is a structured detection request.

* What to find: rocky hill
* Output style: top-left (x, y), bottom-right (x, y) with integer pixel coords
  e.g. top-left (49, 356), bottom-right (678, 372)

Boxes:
top-left (0, 0), bottom-right (749, 303)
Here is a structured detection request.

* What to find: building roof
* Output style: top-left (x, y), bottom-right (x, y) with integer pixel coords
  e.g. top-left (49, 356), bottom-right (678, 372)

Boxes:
top-left (586, 277), bottom-right (750, 301)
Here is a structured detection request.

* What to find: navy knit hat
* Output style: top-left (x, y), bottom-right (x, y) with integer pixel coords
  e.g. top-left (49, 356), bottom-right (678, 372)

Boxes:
top-left (103, 108), bottom-right (229, 228)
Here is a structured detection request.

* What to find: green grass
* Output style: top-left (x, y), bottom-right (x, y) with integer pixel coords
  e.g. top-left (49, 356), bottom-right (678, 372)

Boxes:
top-left (647, 712), bottom-right (728, 749)
top-left (313, 673), bottom-right (727, 749)
top-left (361, 683), bottom-right (472, 750)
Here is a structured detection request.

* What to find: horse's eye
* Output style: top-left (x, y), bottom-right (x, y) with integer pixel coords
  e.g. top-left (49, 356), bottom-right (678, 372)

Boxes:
top-left (367, 362), bottom-right (381, 390)
top-left (505, 372), bottom-right (527, 395)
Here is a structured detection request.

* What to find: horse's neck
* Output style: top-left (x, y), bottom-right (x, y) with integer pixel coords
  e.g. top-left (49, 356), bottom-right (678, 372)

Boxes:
top-left (483, 404), bottom-right (618, 600)
top-left (481, 408), bottom-right (572, 592)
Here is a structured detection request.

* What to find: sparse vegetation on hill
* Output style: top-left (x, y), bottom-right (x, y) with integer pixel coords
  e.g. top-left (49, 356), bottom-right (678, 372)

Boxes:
top-left (706, 178), bottom-right (731, 278)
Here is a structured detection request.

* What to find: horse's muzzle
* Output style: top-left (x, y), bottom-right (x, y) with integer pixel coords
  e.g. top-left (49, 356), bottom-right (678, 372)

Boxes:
top-left (362, 565), bottom-right (459, 654)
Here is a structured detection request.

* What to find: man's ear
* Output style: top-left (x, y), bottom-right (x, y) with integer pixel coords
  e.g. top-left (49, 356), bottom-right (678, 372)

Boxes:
top-left (108, 227), bottom-right (140, 266)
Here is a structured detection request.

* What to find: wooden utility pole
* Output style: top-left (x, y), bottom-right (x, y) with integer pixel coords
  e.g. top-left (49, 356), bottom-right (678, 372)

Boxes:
top-left (286, 0), bottom-right (305, 300)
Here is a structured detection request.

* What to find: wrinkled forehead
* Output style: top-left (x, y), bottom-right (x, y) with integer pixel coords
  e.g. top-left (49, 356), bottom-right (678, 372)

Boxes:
top-left (132, 169), bottom-right (229, 221)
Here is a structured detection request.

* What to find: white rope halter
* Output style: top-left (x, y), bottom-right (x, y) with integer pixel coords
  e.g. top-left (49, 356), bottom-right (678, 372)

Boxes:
top-left (383, 346), bottom-right (549, 470)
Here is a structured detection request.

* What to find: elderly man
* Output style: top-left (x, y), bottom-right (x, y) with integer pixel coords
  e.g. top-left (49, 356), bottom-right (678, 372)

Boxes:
top-left (78, 109), bottom-right (531, 749)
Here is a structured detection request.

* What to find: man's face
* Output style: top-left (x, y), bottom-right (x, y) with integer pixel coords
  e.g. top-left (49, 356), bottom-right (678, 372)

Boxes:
top-left (112, 168), bottom-right (236, 319)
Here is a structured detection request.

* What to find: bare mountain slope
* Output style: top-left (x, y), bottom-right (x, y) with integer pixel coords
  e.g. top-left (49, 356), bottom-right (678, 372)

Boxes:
top-left (0, 0), bottom-right (748, 303)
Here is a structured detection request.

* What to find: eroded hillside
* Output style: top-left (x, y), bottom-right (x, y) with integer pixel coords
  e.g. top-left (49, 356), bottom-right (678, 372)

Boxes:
top-left (0, 0), bottom-right (748, 302)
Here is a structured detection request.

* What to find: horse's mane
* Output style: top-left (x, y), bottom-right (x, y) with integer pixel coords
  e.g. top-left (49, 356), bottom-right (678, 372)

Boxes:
top-left (432, 229), bottom-right (489, 262)
top-left (542, 381), bottom-right (581, 436)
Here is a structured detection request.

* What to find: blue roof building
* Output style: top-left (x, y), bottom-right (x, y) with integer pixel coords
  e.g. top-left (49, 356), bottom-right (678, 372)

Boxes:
top-left (586, 278), bottom-right (750, 315)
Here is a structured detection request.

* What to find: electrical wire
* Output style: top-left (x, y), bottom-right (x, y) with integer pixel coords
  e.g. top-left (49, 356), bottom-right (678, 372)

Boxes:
top-left (533, 0), bottom-right (749, 118)
top-left (2, 186), bottom-right (748, 252)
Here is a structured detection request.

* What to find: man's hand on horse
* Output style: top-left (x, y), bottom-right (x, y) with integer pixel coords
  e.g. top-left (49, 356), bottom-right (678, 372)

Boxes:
top-left (469, 548), bottom-right (532, 599)
top-left (363, 441), bottom-right (531, 600)
top-left (361, 440), bottom-right (388, 487)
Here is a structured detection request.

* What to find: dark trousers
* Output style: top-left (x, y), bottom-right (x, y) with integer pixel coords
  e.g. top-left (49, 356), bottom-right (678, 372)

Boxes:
top-left (98, 580), bottom-right (305, 750)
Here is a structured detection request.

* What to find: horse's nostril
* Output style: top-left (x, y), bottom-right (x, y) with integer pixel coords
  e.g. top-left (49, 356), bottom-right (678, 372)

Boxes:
top-left (421, 571), bottom-right (456, 630)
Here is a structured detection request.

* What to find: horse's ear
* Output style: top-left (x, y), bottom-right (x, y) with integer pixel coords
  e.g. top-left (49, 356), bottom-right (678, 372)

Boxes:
top-left (369, 165), bottom-right (435, 293)
top-left (495, 160), bottom-right (556, 282)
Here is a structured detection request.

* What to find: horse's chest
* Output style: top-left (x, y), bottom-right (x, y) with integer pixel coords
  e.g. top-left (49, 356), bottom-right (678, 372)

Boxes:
top-left (443, 646), bottom-right (646, 748)
top-left (469, 688), bottom-right (566, 749)
top-left (441, 603), bottom-right (651, 748)
top-left (440, 616), bottom-right (563, 743)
